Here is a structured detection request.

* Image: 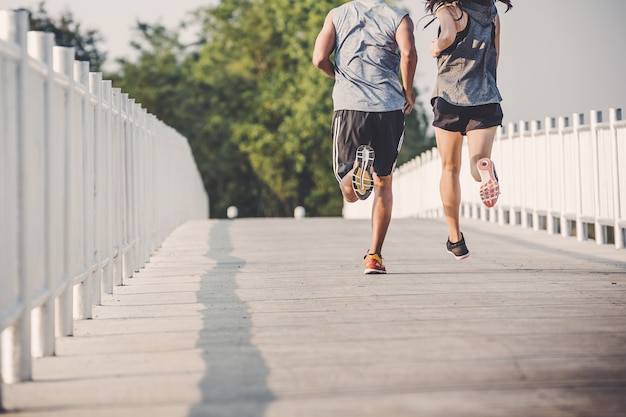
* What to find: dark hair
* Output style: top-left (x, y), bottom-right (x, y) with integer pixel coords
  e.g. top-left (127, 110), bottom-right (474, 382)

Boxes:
top-left (425, 0), bottom-right (513, 13)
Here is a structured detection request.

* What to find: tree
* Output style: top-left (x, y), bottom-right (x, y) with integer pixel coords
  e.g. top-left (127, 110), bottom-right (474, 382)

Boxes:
top-left (194, 0), bottom-right (342, 216)
top-left (24, 1), bottom-right (107, 72)
top-left (142, 0), bottom-right (344, 217)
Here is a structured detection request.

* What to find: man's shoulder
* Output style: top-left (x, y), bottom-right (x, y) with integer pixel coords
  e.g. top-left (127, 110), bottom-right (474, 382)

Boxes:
top-left (376, 1), bottom-right (409, 22)
top-left (386, 3), bottom-right (409, 18)
top-left (333, 0), bottom-right (356, 12)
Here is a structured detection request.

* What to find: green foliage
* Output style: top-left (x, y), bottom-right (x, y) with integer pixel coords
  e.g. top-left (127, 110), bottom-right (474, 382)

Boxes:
top-left (186, 0), bottom-right (337, 216)
top-left (110, 0), bottom-right (434, 217)
top-left (24, 1), bottom-right (107, 72)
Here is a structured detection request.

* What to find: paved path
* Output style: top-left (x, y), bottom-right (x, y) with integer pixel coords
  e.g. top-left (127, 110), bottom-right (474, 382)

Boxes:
top-left (3, 217), bottom-right (625, 417)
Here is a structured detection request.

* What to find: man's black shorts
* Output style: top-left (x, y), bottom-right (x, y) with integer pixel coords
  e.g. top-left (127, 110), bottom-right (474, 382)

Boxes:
top-left (332, 109), bottom-right (405, 181)
top-left (432, 97), bottom-right (503, 136)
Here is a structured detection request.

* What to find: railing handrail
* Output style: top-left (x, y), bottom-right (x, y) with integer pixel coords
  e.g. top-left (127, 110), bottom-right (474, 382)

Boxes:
top-left (0, 9), bottom-right (208, 403)
top-left (343, 109), bottom-right (625, 250)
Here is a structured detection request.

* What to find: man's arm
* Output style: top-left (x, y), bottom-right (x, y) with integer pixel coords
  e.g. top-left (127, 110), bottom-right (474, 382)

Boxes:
top-left (312, 11), bottom-right (336, 79)
top-left (396, 15), bottom-right (418, 114)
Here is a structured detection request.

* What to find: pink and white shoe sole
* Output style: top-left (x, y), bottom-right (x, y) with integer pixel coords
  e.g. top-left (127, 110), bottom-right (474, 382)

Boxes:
top-left (478, 158), bottom-right (499, 208)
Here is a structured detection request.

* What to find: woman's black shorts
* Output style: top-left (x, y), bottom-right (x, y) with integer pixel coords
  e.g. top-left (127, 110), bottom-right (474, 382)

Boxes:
top-left (432, 97), bottom-right (503, 135)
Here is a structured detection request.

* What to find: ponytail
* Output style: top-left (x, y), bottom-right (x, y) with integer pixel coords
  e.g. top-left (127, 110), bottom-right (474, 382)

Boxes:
top-left (425, 0), bottom-right (512, 13)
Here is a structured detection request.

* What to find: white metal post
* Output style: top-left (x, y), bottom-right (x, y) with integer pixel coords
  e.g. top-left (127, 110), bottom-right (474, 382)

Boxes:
top-left (519, 121), bottom-right (530, 229)
top-left (609, 108), bottom-right (624, 249)
top-left (0, 10), bottom-right (32, 383)
top-left (589, 110), bottom-right (605, 245)
top-left (53, 46), bottom-right (75, 336)
top-left (0, 12), bottom-right (20, 379)
top-left (490, 126), bottom-right (502, 224)
top-left (139, 105), bottom-right (150, 267)
top-left (545, 117), bottom-right (555, 235)
top-left (0, 8), bottom-right (21, 401)
top-left (558, 116), bottom-right (571, 237)
top-left (111, 87), bottom-right (124, 287)
top-left (130, 100), bottom-right (140, 274)
top-left (122, 98), bottom-right (132, 265)
top-left (101, 80), bottom-right (115, 294)
top-left (531, 120), bottom-right (541, 232)
top-left (90, 72), bottom-right (104, 305)
top-left (122, 94), bottom-right (133, 281)
top-left (72, 60), bottom-right (93, 320)
top-left (147, 113), bottom-right (157, 254)
top-left (27, 30), bottom-right (56, 358)
top-left (573, 113), bottom-right (586, 242)
top-left (506, 122), bottom-right (516, 225)
top-left (129, 100), bottom-right (140, 274)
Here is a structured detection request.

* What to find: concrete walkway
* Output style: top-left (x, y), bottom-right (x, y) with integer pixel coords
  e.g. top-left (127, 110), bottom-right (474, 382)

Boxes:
top-left (3, 217), bottom-right (625, 417)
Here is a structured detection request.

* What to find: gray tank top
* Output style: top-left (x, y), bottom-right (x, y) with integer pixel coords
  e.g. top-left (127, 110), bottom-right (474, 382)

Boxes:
top-left (332, 0), bottom-right (407, 112)
top-left (431, 1), bottom-right (502, 106)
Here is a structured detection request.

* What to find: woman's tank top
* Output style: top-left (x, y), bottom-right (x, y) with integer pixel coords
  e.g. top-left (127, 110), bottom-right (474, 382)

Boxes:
top-left (431, 0), bottom-right (502, 107)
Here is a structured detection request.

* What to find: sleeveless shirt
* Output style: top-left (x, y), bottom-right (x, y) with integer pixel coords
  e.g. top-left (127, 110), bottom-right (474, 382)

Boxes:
top-left (332, 0), bottom-right (408, 112)
top-left (431, 0), bottom-right (502, 106)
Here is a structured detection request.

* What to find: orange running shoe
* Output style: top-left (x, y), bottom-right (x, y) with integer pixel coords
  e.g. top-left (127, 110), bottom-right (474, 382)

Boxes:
top-left (363, 252), bottom-right (386, 274)
top-left (477, 157), bottom-right (500, 208)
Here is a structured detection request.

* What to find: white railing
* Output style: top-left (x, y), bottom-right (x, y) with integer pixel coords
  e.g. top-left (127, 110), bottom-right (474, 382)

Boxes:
top-left (344, 108), bottom-right (625, 250)
top-left (0, 9), bottom-right (208, 401)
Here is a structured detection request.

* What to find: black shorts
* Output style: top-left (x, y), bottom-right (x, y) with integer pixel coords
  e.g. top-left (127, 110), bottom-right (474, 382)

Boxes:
top-left (332, 109), bottom-right (405, 180)
top-left (432, 97), bottom-right (503, 135)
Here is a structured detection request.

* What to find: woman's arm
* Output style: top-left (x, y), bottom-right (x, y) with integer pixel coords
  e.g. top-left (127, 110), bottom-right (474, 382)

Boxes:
top-left (429, 5), bottom-right (460, 58)
top-left (494, 14), bottom-right (501, 68)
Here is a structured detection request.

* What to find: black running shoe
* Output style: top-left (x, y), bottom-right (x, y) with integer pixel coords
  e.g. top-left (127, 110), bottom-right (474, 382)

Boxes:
top-left (446, 233), bottom-right (470, 260)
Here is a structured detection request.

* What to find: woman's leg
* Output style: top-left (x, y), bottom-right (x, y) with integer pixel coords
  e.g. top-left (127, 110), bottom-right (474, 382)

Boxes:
top-left (435, 128), bottom-right (464, 243)
top-left (467, 126), bottom-right (500, 207)
top-left (466, 126), bottom-right (497, 182)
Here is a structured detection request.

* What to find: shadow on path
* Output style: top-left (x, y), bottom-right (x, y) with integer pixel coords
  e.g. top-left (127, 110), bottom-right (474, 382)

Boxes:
top-left (188, 220), bottom-right (275, 417)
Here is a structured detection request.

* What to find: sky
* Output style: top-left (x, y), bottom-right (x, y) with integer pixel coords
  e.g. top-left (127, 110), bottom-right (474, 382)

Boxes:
top-left (3, 0), bottom-right (626, 125)
top-left (405, 0), bottom-right (626, 125)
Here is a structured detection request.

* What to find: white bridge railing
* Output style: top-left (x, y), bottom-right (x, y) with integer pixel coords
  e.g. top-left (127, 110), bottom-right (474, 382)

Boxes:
top-left (0, 10), bottom-right (208, 405)
top-left (344, 108), bottom-right (625, 250)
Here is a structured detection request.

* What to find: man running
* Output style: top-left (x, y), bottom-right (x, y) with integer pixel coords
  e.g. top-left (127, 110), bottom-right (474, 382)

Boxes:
top-left (313, 0), bottom-right (417, 274)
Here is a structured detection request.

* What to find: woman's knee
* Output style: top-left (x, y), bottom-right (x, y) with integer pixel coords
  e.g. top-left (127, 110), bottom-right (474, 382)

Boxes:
top-left (440, 159), bottom-right (461, 176)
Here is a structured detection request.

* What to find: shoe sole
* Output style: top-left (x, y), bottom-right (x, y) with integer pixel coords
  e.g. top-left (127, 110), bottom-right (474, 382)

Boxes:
top-left (478, 158), bottom-right (499, 208)
top-left (352, 145), bottom-right (375, 200)
top-left (447, 249), bottom-right (470, 260)
top-left (364, 268), bottom-right (386, 274)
